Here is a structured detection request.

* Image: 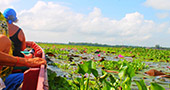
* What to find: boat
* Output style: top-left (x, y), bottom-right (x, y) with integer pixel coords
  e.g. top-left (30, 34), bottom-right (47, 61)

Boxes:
top-left (21, 41), bottom-right (48, 90)
top-left (1, 12), bottom-right (48, 90)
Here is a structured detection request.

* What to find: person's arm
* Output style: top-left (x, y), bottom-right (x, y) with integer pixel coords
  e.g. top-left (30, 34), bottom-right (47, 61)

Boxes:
top-left (18, 29), bottom-right (26, 51)
top-left (0, 51), bottom-right (46, 67)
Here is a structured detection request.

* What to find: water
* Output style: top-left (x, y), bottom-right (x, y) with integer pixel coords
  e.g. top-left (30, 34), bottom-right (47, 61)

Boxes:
top-left (47, 53), bottom-right (170, 90)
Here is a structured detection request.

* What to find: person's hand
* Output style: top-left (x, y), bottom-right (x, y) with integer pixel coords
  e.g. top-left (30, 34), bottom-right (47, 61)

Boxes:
top-left (25, 57), bottom-right (46, 67)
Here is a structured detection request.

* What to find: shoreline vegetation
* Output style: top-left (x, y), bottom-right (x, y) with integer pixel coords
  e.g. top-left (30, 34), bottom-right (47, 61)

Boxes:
top-left (36, 41), bottom-right (170, 50)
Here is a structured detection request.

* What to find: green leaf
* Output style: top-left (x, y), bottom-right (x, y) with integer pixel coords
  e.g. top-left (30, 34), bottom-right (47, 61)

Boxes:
top-left (118, 66), bottom-right (128, 79)
top-left (110, 87), bottom-right (116, 90)
top-left (91, 87), bottom-right (99, 90)
top-left (99, 73), bottom-right (108, 83)
top-left (91, 69), bottom-right (98, 78)
top-left (109, 74), bottom-right (116, 84)
top-left (104, 79), bottom-right (115, 90)
top-left (134, 79), bottom-right (147, 90)
top-left (150, 82), bottom-right (165, 90)
top-left (124, 84), bottom-right (131, 90)
top-left (123, 77), bottom-right (131, 85)
top-left (77, 64), bottom-right (86, 75)
top-left (127, 66), bottom-right (135, 78)
top-left (85, 60), bottom-right (92, 74)
top-left (92, 61), bottom-right (96, 69)
top-left (85, 77), bottom-right (89, 90)
top-left (76, 78), bottom-right (81, 83)
top-left (102, 80), bottom-right (111, 90)
top-left (80, 75), bottom-right (85, 90)
top-left (102, 70), bottom-right (107, 75)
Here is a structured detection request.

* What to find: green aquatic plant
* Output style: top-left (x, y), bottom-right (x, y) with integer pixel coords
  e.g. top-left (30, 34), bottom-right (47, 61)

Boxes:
top-left (47, 69), bottom-right (76, 90)
top-left (118, 64), bottom-right (135, 90)
top-left (150, 83), bottom-right (165, 90)
top-left (135, 79), bottom-right (166, 90)
top-left (135, 79), bottom-right (147, 90)
top-left (76, 60), bottom-right (99, 90)
top-left (99, 59), bottom-right (148, 73)
top-left (76, 60), bottom-right (137, 90)
top-left (40, 43), bottom-right (170, 89)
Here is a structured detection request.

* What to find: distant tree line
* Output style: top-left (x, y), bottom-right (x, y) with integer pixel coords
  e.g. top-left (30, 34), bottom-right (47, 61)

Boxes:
top-left (68, 42), bottom-right (170, 49)
top-left (36, 41), bottom-right (170, 50)
top-left (68, 42), bottom-right (113, 47)
top-left (68, 42), bottom-right (142, 48)
top-left (153, 44), bottom-right (170, 50)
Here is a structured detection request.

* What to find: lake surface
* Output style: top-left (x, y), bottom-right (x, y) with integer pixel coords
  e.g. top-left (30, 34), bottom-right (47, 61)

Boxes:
top-left (47, 53), bottom-right (170, 90)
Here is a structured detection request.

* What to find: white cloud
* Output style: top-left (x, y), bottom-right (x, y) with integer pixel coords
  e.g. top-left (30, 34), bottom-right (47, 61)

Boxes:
top-left (144, 0), bottom-right (170, 10)
top-left (156, 13), bottom-right (169, 19)
top-left (14, 1), bottom-right (168, 46)
top-left (168, 27), bottom-right (170, 33)
top-left (0, 0), bottom-right (18, 11)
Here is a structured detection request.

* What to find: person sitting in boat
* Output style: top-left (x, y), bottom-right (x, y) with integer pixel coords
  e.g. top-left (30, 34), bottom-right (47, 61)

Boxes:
top-left (3, 8), bottom-right (26, 57)
top-left (0, 35), bottom-right (47, 68)
top-left (0, 35), bottom-right (46, 90)
top-left (0, 11), bottom-right (46, 90)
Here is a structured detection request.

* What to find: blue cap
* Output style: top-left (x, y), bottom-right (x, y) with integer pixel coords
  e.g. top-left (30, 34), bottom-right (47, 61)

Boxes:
top-left (3, 8), bottom-right (18, 24)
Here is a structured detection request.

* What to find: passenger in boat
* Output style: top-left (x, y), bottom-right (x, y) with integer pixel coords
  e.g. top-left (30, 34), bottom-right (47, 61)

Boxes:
top-left (0, 35), bottom-right (47, 66)
top-left (3, 8), bottom-right (26, 57)
top-left (0, 10), bottom-right (46, 90)
top-left (0, 35), bottom-right (46, 90)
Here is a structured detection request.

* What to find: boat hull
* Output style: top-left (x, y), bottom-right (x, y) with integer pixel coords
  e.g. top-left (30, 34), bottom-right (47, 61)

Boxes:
top-left (22, 41), bottom-right (48, 90)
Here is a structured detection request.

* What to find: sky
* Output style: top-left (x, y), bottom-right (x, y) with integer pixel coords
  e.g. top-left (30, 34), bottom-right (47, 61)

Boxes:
top-left (1, 0), bottom-right (170, 47)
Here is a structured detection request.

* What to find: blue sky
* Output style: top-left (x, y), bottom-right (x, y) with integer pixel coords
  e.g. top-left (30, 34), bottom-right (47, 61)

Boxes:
top-left (1, 0), bottom-right (170, 47)
top-left (13, 0), bottom-right (159, 20)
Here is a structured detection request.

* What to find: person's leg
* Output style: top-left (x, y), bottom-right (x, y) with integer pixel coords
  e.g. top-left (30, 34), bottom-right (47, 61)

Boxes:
top-left (2, 73), bottom-right (24, 90)
top-left (0, 35), bottom-right (11, 53)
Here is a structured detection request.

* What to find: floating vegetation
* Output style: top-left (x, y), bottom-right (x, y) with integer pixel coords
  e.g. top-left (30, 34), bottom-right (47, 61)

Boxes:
top-left (39, 43), bottom-right (170, 90)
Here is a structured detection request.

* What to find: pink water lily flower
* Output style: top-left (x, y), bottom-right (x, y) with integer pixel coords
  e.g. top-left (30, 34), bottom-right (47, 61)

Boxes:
top-left (61, 48), bottom-right (65, 50)
top-left (83, 50), bottom-right (87, 53)
top-left (98, 54), bottom-right (101, 57)
top-left (118, 54), bottom-right (124, 58)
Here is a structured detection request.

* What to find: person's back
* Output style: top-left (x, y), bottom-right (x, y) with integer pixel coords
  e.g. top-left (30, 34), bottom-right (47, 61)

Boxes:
top-left (8, 23), bottom-right (26, 57)
top-left (3, 8), bottom-right (26, 57)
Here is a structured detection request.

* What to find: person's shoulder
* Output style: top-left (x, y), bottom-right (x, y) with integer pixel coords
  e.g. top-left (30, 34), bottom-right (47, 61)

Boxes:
top-left (11, 23), bottom-right (24, 32)
top-left (12, 23), bottom-right (20, 29)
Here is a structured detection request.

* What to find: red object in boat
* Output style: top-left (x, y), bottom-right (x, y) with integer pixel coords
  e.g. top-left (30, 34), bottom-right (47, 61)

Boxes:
top-left (25, 41), bottom-right (43, 58)
top-left (22, 41), bottom-right (48, 90)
